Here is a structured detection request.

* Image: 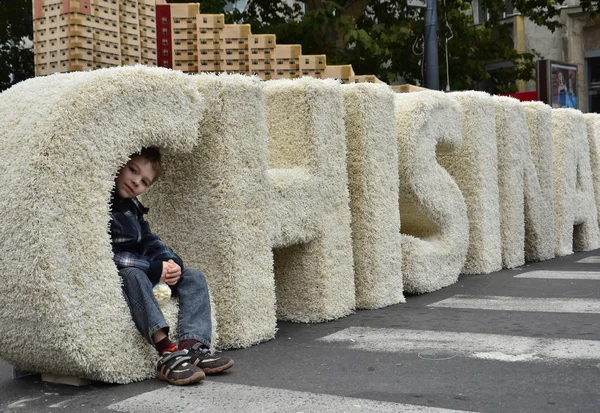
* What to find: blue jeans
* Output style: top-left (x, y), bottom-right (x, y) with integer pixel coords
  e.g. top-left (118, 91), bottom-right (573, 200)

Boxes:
top-left (119, 267), bottom-right (212, 348)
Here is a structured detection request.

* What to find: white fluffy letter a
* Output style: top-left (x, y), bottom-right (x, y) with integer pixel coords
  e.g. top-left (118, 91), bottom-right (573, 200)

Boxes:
top-left (552, 109), bottom-right (600, 255)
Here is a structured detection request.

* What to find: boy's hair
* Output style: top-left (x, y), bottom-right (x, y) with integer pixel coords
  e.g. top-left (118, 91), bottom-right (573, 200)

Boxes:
top-left (136, 147), bottom-right (162, 182)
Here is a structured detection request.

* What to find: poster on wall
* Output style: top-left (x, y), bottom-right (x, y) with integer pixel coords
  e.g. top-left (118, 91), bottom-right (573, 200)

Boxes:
top-left (537, 60), bottom-right (578, 109)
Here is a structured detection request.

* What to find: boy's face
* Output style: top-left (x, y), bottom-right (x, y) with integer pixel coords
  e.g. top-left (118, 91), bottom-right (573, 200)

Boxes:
top-left (115, 155), bottom-right (157, 199)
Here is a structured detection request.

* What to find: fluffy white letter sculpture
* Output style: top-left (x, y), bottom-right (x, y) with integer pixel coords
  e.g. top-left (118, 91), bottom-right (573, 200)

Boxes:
top-left (0, 66), bottom-right (204, 383)
top-left (395, 91), bottom-right (469, 294)
top-left (585, 113), bottom-right (600, 227)
top-left (552, 109), bottom-right (600, 255)
top-left (493, 96), bottom-right (525, 268)
top-left (145, 74), bottom-right (276, 349)
top-left (521, 102), bottom-right (555, 261)
top-left (264, 78), bottom-right (356, 322)
top-left (438, 92), bottom-right (502, 274)
top-left (343, 83), bottom-right (404, 308)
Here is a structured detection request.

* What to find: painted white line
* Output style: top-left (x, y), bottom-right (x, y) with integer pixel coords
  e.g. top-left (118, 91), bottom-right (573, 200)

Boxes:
top-left (427, 295), bottom-right (600, 313)
top-left (515, 270), bottom-right (600, 280)
top-left (317, 327), bottom-right (600, 364)
top-left (107, 381), bottom-right (477, 413)
top-left (576, 256), bottom-right (600, 264)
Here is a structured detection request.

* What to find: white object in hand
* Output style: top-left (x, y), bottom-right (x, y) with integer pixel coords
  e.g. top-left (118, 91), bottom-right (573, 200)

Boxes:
top-left (153, 282), bottom-right (171, 307)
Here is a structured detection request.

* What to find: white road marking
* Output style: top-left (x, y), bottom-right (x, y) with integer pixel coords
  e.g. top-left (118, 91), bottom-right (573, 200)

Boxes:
top-left (5, 397), bottom-right (42, 410)
top-left (427, 294), bottom-right (600, 313)
top-left (107, 381), bottom-right (477, 413)
top-left (317, 327), bottom-right (600, 364)
top-left (576, 256), bottom-right (600, 264)
top-left (515, 270), bottom-right (600, 280)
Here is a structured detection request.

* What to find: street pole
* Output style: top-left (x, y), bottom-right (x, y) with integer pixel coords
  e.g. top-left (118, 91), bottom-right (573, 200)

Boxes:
top-left (424, 0), bottom-right (439, 90)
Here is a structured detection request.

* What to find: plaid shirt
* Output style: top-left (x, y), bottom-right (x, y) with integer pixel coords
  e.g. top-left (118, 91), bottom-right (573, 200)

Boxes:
top-left (110, 192), bottom-right (183, 277)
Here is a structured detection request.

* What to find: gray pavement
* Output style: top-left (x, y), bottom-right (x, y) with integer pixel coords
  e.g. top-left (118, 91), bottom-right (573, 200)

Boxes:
top-left (2, 250), bottom-right (600, 413)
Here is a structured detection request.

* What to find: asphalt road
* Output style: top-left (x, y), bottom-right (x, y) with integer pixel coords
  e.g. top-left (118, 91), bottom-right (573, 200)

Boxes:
top-left (2, 250), bottom-right (600, 413)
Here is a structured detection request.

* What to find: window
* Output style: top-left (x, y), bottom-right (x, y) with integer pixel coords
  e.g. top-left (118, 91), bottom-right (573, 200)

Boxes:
top-left (162, 39), bottom-right (168, 45)
top-left (162, 17), bottom-right (167, 24)
top-left (163, 49), bottom-right (168, 56)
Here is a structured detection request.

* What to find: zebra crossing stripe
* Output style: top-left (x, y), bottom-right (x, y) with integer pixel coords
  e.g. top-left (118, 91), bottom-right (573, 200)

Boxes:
top-left (576, 256), bottom-right (600, 264)
top-left (107, 381), bottom-right (477, 413)
top-left (427, 294), bottom-right (600, 313)
top-left (317, 327), bottom-right (600, 364)
top-left (515, 270), bottom-right (600, 280)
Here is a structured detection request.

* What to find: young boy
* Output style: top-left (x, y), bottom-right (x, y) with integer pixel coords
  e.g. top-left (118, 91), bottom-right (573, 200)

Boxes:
top-left (110, 147), bottom-right (233, 386)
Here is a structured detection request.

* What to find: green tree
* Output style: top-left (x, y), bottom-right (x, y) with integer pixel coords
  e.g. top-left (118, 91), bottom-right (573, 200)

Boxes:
top-left (230, 0), bottom-right (599, 93)
top-left (0, 0), bottom-right (34, 92)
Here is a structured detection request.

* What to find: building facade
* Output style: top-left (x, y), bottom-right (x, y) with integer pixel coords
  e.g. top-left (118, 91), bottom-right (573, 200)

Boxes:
top-left (472, 0), bottom-right (600, 113)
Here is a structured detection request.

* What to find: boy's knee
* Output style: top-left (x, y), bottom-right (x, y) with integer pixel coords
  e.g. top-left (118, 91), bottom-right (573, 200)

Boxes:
top-left (181, 268), bottom-right (208, 287)
top-left (119, 267), bottom-right (151, 286)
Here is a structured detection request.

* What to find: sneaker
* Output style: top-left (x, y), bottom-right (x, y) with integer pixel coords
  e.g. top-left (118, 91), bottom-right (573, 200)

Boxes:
top-left (156, 350), bottom-right (205, 385)
top-left (186, 343), bottom-right (234, 374)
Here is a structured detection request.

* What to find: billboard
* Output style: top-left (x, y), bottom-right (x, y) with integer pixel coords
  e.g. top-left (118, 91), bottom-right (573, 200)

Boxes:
top-left (537, 60), bottom-right (578, 109)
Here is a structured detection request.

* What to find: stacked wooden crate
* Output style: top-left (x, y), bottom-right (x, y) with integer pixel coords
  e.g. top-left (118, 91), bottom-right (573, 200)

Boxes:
top-left (299, 54), bottom-right (326, 79)
top-left (271, 44), bottom-right (301, 79)
top-left (221, 24), bottom-right (251, 74)
top-left (248, 34), bottom-right (276, 79)
top-left (197, 14), bottom-right (225, 72)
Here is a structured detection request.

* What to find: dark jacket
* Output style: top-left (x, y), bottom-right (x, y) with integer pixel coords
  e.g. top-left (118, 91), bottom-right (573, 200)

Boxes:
top-left (110, 191), bottom-right (183, 285)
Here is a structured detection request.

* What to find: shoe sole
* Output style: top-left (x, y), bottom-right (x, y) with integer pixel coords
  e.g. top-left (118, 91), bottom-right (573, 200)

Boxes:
top-left (202, 359), bottom-right (234, 375)
top-left (157, 369), bottom-right (205, 385)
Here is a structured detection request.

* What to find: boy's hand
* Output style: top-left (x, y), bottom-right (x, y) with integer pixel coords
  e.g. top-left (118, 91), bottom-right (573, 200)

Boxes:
top-left (163, 260), bottom-right (181, 286)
